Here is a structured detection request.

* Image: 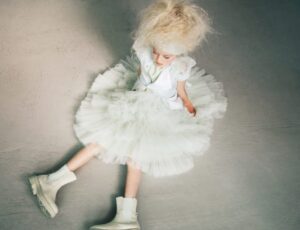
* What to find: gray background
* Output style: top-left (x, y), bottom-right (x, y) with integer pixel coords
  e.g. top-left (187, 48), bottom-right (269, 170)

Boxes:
top-left (0, 0), bottom-right (299, 229)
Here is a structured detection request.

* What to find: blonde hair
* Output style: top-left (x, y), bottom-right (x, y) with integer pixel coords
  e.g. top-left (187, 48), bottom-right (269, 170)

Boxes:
top-left (132, 0), bottom-right (213, 54)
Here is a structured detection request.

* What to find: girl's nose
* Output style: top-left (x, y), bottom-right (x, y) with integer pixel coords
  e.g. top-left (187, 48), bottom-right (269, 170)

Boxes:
top-left (156, 55), bottom-right (163, 64)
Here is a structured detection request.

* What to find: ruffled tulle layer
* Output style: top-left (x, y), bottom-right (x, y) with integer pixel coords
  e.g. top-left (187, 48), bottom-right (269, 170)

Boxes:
top-left (73, 56), bottom-right (227, 177)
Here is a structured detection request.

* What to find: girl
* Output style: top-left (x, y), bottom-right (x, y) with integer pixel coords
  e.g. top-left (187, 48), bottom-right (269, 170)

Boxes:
top-left (28, 0), bottom-right (227, 229)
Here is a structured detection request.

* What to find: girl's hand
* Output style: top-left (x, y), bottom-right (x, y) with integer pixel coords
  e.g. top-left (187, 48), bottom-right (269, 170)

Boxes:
top-left (184, 101), bottom-right (197, 117)
top-left (177, 81), bottom-right (196, 117)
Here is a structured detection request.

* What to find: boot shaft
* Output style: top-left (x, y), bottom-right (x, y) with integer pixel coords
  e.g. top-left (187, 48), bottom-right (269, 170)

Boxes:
top-left (47, 165), bottom-right (77, 191)
top-left (115, 197), bottom-right (138, 222)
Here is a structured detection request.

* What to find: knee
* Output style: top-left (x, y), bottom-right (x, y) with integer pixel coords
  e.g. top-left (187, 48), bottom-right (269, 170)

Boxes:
top-left (127, 159), bottom-right (142, 171)
top-left (88, 143), bottom-right (104, 157)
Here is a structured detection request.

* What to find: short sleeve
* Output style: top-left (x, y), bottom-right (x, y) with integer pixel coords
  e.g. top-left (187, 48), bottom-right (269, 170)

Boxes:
top-left (171, 56), bottom-right (196, 81)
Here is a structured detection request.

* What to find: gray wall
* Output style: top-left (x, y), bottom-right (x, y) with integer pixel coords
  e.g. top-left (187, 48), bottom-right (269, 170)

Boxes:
top-left (0, 0), bottom-right (299, 230)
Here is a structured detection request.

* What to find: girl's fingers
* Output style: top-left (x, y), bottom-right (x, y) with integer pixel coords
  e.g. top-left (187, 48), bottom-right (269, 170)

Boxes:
top-left (186, 105), bottom-right (197, 117)
top-left (192, 108), bottom-right (197, 117)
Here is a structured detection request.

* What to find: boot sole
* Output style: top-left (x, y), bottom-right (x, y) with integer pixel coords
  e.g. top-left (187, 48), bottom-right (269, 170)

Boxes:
top-left (89, 225), bottom-right (141, 230)
top-left (28, 175), bottom-right (58, 218)
top-left (90, 228), bottom-right (140, 230)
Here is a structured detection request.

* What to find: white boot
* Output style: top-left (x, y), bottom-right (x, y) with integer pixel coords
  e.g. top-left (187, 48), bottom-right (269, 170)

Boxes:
top-left (28, 164), bottom-right (77, 218)
top-left (90, 196), bottom-right (141, 230)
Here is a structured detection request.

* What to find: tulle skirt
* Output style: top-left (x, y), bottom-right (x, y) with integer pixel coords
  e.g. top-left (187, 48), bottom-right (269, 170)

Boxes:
top-left (73, 55), bottom-right (227, 177)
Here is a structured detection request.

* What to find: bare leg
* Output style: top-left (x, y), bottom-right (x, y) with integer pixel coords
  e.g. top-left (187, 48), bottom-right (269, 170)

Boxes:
top-left (67, 143), bottom-right (104, 171)
top-left (124, 160), bottom-right (142, 198)
top-left (28, 143), bottom-right (104, 218)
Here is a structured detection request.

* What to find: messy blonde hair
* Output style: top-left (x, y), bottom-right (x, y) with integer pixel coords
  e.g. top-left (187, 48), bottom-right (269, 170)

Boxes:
top-left (132, 0), bottom-right (213, 54)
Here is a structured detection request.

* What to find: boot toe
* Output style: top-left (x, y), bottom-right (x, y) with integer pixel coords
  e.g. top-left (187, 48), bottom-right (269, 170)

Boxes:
top-left (28, 175), bottom-right (58, 218)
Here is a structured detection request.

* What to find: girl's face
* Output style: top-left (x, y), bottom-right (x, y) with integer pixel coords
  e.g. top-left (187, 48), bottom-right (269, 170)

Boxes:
top-left (152, 47), bottom-right (177, 68)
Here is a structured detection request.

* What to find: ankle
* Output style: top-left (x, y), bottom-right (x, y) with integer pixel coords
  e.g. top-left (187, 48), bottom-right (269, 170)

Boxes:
top-left (47, 164), bottom-right (76, 182)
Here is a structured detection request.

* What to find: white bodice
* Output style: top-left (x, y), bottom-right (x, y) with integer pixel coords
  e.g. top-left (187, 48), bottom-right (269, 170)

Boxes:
top-left (132, 44), bottom-right (196, 110)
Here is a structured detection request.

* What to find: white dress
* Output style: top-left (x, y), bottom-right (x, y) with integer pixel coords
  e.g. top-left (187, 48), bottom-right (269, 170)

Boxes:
top-left (73, 44), bottom-right (227, 177)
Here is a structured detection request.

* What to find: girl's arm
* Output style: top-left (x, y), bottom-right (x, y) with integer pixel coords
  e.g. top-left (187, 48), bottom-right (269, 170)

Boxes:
top-left (177, 81), bottom-right (196, 116)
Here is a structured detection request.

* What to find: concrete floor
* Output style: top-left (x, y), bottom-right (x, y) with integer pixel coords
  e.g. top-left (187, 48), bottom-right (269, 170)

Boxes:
top-left (0, 0), bottom-right (299, 229)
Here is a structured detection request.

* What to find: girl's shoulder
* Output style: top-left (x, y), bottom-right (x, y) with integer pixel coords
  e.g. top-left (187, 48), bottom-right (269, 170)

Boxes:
top-left (170, 55), bottom-right (196, 81)
top-left (171, 56), bottom-right (196, 70)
